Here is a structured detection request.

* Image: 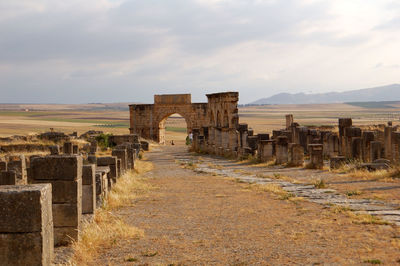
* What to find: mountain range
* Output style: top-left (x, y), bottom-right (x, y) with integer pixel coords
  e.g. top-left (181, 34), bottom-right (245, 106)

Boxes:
top-left (249, 84), bottom-right (400, 105)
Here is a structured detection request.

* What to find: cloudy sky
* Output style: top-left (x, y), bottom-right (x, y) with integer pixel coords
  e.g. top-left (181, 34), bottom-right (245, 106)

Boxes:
top-left (0, 0), bottom-right (399, 104)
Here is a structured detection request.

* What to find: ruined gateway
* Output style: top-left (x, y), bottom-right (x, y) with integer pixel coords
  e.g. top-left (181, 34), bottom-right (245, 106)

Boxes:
top-left (129, 92), bottom-right (240, 152)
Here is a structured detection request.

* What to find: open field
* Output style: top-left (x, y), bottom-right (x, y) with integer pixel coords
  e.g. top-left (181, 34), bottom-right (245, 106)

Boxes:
top-left (1, 102), bottom-right (399, 138)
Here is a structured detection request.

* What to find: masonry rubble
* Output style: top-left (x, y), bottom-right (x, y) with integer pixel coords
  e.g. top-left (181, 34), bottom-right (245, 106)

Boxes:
top-left (0, 132), bottom-right (144, 263)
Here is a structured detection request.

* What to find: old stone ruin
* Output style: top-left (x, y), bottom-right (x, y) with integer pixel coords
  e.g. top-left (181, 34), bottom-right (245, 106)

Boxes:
top-left (0, 131), bottom-right (149, 265)
top-left (130, 92), bottom-right (398, 170)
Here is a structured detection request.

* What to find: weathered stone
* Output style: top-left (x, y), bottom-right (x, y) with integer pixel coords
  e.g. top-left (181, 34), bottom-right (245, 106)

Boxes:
top-left (52, 204), bottom-right (81, 227)
top-left (370, 141), bottom-right (383, 162)
top-left (112, 149), bottom-right (127, 172)
top-left (285, 114), bottom-right (293, 130)
top-left (97, 156), bottom-right (118, 166)
top-left (308, 144), bottom-right (324, 169)
top-left (276, 136), bottom-right (288, 165)
top-left (82, 185), bottom-right (96, 214)
top-left (288, 143), bottom-right (304, 167)
top-left (0, 161), bottom-right (6, 171)
top-left (63, 141), bottom-right (73, 154)
top-left (87, 155), bottom-right (97, 164)
top-left (7, 155), bottom-right (27, 184)
top-left (0, 171), bottom-right (16, 185)
top-left (351, 137), bottom-right (362, 160)
top-left (30, 156), bottom-right (82, 181)
top-left (33, 179), bottom-right (81, 204)
top-left (0, 184), bottom-right (52, 233)
top-left (257, 140), bottom-right (274, 162)
top-left (362, 131), bottom-right (375, 162)
top-left (384, 126), bottom-right (393, 161)
top-left (0, 230), bottom-right (53, 266)
top-left (72, 145), bottom-right (79, 155)
top-left (82, 164), bottom-right (96, 214)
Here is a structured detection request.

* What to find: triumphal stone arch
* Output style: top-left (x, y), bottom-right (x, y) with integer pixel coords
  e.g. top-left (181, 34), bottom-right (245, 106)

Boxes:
top-left (129, 92), bottom-right (239, 152)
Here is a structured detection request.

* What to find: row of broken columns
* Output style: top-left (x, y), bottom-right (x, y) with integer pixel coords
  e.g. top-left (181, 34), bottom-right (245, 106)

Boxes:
top-left (192, 114), bottom-right (399, 170)
top-left (0, 135), bottom-right (148, 265)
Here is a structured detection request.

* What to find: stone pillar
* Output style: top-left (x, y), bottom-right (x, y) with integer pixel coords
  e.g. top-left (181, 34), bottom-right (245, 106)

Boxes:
top-left (392, 132), bottom-right (400, 163)
top-left (370, 141), bottom-right (382, 162)
top-left (7, 155), bottom-right (27, 185)
top-left (351, 137), bottom-right (362, 160)
top-left (285, 114), bottom-right (294, 129)
top-left (0, 161), bottom-right (7, 171)
top-left (247, 136), bottom-right (258, 155)
top-left (87, 155), bottom-right (97, 165)
top-left (288, 143), bottom-right (304, 166)
top-left (308, 144), bottom-right (324, 169)
top-left (384, 126), bottom-right (393, 161)
top-left (0, 184), bottom-right (53, 265)
top-left (111, 149), bottom-right (127, 174)
top-left (30, 156), bottom-right (82, 246)
top-left (327, 134), bottom-right (339, 157)
top-left (63, 142), bottom-right (73, 155)
top-left (344, 127), bottom-right (361, 158)
top-left (90, 140), bottom-right (98, 155)
top-left (72, 145), bottom-right (79, 155)
top-left (258, 140), bottom-right (275, 162)
top-left (140, 141), bottom-right (149, 151)
top-left (97, 156), bottom-right (118, 184)
top-left (82, 165), bottom-right (96, 214)
top-left (361, 131), bottom-right (374, 162)
top-left (0, 171), bottom-right (16, 185)
top-left (275, 136), bottom-right (288, 165)
top-left (338, 118), bottom-right (352, 156)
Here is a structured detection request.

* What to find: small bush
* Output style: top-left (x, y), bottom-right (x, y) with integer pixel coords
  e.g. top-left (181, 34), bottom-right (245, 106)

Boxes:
top-left (313, 179), bottom-right (326, 189)
top-left (96, 133), bottom-right (114, 150)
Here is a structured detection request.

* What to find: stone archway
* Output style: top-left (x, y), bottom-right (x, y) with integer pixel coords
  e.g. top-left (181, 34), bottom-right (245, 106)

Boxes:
top-left (157, 112), bottom-right (190, 144)
top-left (129, 94), bottom-right (208, 143)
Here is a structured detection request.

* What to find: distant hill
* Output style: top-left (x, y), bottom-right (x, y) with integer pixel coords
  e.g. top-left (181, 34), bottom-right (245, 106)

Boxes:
top-left (249, 84), bottom-right (400, 105)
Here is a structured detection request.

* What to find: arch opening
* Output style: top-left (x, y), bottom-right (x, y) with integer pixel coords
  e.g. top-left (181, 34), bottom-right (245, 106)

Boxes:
top-left (158, 113), bottom-right (189, 145)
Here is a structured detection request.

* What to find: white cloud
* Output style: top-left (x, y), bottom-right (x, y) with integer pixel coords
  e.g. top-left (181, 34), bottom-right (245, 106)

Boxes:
top-left (0, 0), bottom-right (399, 103)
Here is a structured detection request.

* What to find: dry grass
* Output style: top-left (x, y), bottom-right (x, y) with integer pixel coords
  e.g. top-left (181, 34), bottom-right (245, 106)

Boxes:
top-left (248, 183), bottom-right (296, 200)
top-left (330, 205), bottom-right (389, 225)
top-left (71, 211), bottom-right (144, 265)
top-left (70, 159), bottom-right (154, 264)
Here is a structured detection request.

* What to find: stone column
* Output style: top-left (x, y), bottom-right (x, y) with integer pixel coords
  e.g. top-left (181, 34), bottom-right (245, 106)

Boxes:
top-left (30, 155), bottom-right (82, 246)
top-left (112, 149), bottom-right (128, 174)
top-left (361, 131), bottom-right (374, 162)
top-left (0, 184), bottom-right (54, 265)
top-left (7, 155), bottom-right (27, 185)
top-left (285, 114), bottom-right (294, 129)
top-left (289, 143), bottom-right (304, 166)
top-left (0, 171), bottom-right (16, 185)
top-left (276, 136), bottom-right (288, 165)
top-left (308, 144), bottom-right (324, 169)
top-left (351, 137), bottom-right (362, 160)
top-left (338, 118), bottom-right (352, 156)
top-left (384, 126), bottom-right (393, 161)
top-left (328, 134), bottom-right (339, 157)
top-left (63, 142), bottom-right (73, 155)
top-left (370, 141), bottom-right (382, 162)
top-left (82, 164), bottom-right (96, 214)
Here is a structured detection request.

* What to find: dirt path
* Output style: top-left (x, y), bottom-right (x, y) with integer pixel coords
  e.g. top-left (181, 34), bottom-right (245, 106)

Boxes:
top-left (95, 145), bottom-right (400, 265)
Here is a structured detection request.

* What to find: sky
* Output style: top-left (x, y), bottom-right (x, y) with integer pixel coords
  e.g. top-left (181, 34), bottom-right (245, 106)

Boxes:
top-left (0, 0), bottom-right (399, 104)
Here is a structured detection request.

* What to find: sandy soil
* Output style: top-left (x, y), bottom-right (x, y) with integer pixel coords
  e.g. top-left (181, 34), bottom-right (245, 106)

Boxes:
top-left (93, 145), bottom-right (400, 265)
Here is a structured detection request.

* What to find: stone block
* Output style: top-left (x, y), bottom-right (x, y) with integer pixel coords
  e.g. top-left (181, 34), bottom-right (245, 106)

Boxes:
top-left (0, 161), bottom-right (7, 171)
top-left (370, 141), bottom-right (383, 162)
top-left (308, 144), bottom-right (324, 169)
top-left (72, 145), bottom-right (79, 154)
top-left (0, 229), bottom-right (53, 266)
top-left (63, 142), bottom-right (73, 154)
top-left (0, 184), bottom-right (52, 233)
top-left (0, 171), bottom-right (16, 185)
top-left (52, 203), bottom-right (81, 227)
top-left (97, 156), bottom-right (117, 166)
top-left (7, 156), bottom-right (27, 184)
top-left (82, 164), bottom-right (95, 185)
top-left (288, 143), bottom-right (304, 166)
top-left (112, 149), bottom-right (127, 172)
top-left (33, 180), bottom-right (81, 204)
top-left (30, 155), bottom-right (82, 181)
top-left (82, 184), bottom-right (96, 214)
top-left (87, 155), bottom-right (97, 164)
